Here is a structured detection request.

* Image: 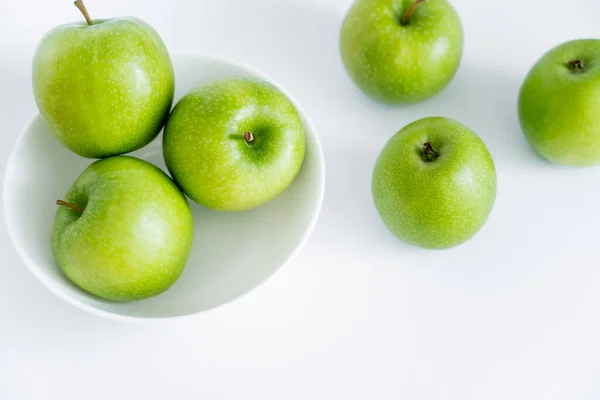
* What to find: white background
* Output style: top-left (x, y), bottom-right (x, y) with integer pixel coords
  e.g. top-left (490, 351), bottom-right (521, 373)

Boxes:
top-left (1, 0), bottom-right (599, 398)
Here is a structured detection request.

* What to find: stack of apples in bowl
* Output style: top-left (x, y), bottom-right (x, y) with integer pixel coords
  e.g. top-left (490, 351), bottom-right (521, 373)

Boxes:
top-left (3, 1), bottom-right (325, 320)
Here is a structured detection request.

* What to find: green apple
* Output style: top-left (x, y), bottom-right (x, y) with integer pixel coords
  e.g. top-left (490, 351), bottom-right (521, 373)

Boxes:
top-left (340, 0), bottom-right (463, 104)
top-left (518, 39), bottom-right (600, 166)
top-left (163, 76), bottom-right (306, 212)
top-left (52, 156), bottom-right (193, 301)
top-left (372, 117), bottom-right (496, 249)
top-left (33, 0), bottom-right (174, 158)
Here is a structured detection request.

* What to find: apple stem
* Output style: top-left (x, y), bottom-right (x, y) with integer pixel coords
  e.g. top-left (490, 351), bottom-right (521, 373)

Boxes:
top-left (74, 0), bottom-right (93, 26)
top-left (243, 131), bottom-right (255, 144)
top-left (568, 60), bottom-right (584, 72)
top-left (56, 200), bottom-right (84, 214)
top-left (422, 142), bottom-right (439, 162)
top-left (401, 0), bottom-right (426, 25)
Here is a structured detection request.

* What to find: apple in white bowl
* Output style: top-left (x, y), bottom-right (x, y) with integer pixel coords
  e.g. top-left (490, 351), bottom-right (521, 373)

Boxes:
top-left (52, 156), bottom-right (193, 302)
top-left (163, 77), bottom-right (306, 212)
top-left (32, 0), bottom-right (174, 158)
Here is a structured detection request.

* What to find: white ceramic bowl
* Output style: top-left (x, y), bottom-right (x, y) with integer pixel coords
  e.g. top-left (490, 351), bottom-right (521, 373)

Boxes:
top-left (3, 54), bottom-right (325, 321)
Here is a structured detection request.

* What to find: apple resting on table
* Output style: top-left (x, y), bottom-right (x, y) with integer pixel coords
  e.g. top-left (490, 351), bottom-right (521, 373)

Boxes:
top-left (340, 0), bottom-right (463, 104)
top-left (372, 117), bottom-right (496, 249)
top-left (52, 157), bottom-right (194, 301)
top-left (32, 0), bottom-right (174, 158)
top-left (163, 76), bottom-right (306, 212)
top-left (519, 39), bottom-right (600, 166)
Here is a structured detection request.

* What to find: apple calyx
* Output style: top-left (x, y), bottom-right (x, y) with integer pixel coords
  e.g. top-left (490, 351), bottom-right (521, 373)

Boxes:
top-left (401, 0), bottom-right (426, 26)
top-left (243, 131), bottom-right (255, 144)
top-left (568, 60), bottom-right (585, 73)
top-left (422, 142), bottom-right (439, 162)
top-left (56, 200), bottom-right (84, 214)
top-left (74, 0), bottom-right (93, 26)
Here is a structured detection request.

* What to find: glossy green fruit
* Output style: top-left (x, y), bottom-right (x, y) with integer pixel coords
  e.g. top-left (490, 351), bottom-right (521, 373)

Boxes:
top-left (52, 156), bottom-right (193, 301)
top-left (372, 117), bottom-right (496, 249)
top-left (163, 77), bottom-right (306, 212)
top-left (518, 39), bottom-right (600, 166)
top-left (340, 0), bottom-right (463, 104)
top-left (33, 3), bottom-right (174, 158)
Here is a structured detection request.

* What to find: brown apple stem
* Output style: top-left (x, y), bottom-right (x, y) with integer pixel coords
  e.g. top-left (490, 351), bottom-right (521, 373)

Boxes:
top-left (422, 142), bottom-right (439, 162)
top-left (243, 131), bottom-right (255, 144)
top-left (56, 200), bottom-right (84, 213)
top-left (74, 0), bottom-right (93, 26)
top-left (401, 0), bottom-right (426, 25)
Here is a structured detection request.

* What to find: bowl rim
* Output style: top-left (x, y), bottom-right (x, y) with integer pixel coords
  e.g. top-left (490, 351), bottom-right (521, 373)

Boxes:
top-left (3, 52), bottom-right (326, 323)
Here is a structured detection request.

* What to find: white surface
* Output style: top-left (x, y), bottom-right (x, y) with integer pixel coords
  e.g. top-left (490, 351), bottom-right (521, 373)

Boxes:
top-left (1, 0), bottom-right (599, 398)
top-left (4, 54), bottom-right (325, 320)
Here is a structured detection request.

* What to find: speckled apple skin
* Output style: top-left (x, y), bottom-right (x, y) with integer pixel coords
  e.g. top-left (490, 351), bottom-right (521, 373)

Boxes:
top-left (372, 117), bottom-right (496, 249)
top-left (163, 77), bottom-right (306, 212)
top-left (340, 0), bottom-right (463, 104)
top-left (33, 18), bottom-right (174, 159)
top-left (52, 157), bottom-right (193, 301)
top-left (519, 39), bottom-right (600, 166)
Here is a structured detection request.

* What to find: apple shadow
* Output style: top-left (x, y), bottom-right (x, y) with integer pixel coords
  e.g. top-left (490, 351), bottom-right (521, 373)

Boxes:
top-left (425, 64), bottom-right (540, 167)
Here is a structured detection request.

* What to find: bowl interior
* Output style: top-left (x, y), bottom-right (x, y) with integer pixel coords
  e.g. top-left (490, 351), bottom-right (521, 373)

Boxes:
top-left (3, 54), bottom-right (325, 319)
